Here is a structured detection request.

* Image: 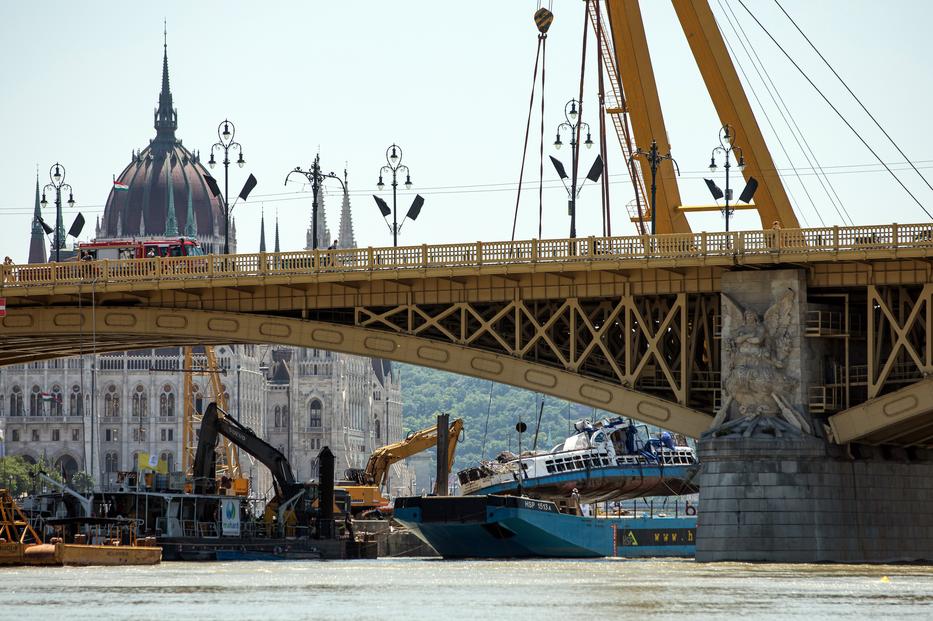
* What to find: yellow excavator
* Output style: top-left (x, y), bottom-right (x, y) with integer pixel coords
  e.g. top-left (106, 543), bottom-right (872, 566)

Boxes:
top-left (339, 418), bottom-right (464, 516)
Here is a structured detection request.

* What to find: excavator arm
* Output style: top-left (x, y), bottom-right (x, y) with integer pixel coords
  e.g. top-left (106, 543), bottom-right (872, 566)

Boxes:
top-left (194, 402), bottom-right (299, 500)
top-left (363, 418), bottom-right (464, 488)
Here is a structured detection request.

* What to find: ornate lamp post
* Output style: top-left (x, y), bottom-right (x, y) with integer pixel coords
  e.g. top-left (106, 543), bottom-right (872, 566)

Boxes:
top-left (553, 98), bottom-right (594, 238)
top-left (285, 154), bottom-right (346, 250)
top-left (708, 124), bottom-right (746, 232)
top-left (375, 144), bottom-right (413, 247)
top-left (208, 119), bottom-right (245, 254)
top-left (630, 140), bottom-right (679, 236)
top-left (39, 163), bottom-right (75, 262)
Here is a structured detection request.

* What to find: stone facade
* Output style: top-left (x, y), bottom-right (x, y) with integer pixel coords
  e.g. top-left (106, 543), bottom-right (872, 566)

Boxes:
top-left (697, 435), bottom-right (933, 562)
top-left (0, 343), bottom-right (411, 499)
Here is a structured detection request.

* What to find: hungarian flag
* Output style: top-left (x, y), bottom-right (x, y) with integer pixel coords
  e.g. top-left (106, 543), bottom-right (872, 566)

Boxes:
top-left (113, 179), bottom-right (129, 191)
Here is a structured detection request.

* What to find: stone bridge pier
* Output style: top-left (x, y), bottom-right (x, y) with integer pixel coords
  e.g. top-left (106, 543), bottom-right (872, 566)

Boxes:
top-left (696, 269), bottom-right (933, 563)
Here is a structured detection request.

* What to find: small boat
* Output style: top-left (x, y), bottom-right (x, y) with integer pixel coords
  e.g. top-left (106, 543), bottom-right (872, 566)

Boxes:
top-left (457, 418), bottom-right (699, 503)
top-left (394, 494), bottom-right (696, 559)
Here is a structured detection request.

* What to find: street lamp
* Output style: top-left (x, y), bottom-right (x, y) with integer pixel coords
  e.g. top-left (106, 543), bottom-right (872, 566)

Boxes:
top-left (209, 119), bottom-right (245, 254)
top-left (40, 163), bottom-right (76, 262)
top-left (285, 154), bottom-right (346, 250)
top-left (630, 140), bottom-right (680, 236)
top-left (551, 98), bottom-right (600, 239)
top-left (373, 143), bottom-right (423, 247)
top-left (706, 124), bottom-right (746, 232)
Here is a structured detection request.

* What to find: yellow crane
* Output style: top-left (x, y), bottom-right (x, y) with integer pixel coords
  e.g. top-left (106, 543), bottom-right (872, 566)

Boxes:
top-left (180, 346), bottom-right (245, 493)
top-left (339, 418), bottom-right (464, 516)
top-left (600, 0), bottom-right (798, 232)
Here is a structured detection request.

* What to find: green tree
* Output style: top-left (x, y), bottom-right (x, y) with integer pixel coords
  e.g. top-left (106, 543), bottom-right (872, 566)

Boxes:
top-left (398, 364), bottom-right (617, 470)
top-left (0, 455), bottom-right (63, 497)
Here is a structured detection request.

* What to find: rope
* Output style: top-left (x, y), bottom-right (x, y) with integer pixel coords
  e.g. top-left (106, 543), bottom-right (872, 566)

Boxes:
top-left (511, 35), bottom-right (545, 242)
top-left (538, 35), bottom-right (547, 239)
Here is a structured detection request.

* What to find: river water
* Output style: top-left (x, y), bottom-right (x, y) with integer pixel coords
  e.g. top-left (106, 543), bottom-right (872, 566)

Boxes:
top-left (3, 559), bottom-right (932, 620)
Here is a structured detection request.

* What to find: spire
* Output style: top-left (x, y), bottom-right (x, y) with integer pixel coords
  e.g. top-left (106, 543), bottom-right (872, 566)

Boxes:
top-left (274, 212), bottom-right (281, 253)
top-left (28, 173), bottom-right (48, 264)
top-left (305, 190), bottom-right (330, 250)
top-left (164, 159), bottom-right (179, 236)
top-left (337, 166), bottom-right (356, 249)
top-left (154, 21), bottom-right (177, 141)
top-left (184, 182), bottom-right (197, 237)
top-left (259, 207), bottom-right (267, 252)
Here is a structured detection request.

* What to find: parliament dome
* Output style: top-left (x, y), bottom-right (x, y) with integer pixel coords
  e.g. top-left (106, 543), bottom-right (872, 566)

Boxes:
top-left (97, 40), bottom-right (229, 253)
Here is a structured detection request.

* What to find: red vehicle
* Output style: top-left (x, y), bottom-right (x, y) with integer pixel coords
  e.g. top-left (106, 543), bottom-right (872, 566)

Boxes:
top-left (76, 237), bottom-right (204, 261)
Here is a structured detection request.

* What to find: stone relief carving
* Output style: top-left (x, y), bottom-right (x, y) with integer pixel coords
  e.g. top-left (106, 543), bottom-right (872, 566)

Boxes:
top-left (711, 288), bottom-right (812, 435)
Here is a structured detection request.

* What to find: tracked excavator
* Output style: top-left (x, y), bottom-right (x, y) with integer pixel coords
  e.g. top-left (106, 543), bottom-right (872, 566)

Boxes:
top-left (193, 402), bottom-right (348, 536)
top-left (339, 418), bottom-right (464, 516)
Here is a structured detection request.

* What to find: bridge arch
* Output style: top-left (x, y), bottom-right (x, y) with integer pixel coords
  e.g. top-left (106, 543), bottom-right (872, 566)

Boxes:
top-left (0, 306), bottom-right (712, 437)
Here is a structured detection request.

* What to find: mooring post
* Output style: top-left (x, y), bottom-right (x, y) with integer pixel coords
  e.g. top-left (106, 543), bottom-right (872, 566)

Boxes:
top-left (435, 412), bottom-right (450, 496)
top-left (318, 446), bottom-right (335, 539)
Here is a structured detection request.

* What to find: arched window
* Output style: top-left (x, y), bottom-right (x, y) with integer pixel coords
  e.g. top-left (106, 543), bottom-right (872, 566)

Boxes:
top-left (104, 385), bottom-right (119, 418)
top-left (50, 385), bottom-right (63, 417)
top-left (69, 385), bottom-right (83, 417)
top-left (29, 385), bottom-right (40, 416)
top-left (282, 406), bottom-right (289, 429)
top-left (105, 452), bottom-right (119, 473)
top-left (160, 385), bottom-right (175, 418)
top-left (309, 400), bottom-right (322, 428)
top-left (10, 386), bottom-right (23, 416)
top-left (374, 417), bottom-right (381, 439)
top-left (274, 405), bottom-right (282, 428)
top-left (132, 385), bottom-right (147, 418)
top-left (160, 452), bottom-right (174, 472)
top-left (132, 451), bottom-right (140, 471)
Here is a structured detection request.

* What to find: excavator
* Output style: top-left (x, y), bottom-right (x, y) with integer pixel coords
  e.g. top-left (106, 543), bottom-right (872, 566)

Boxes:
top-left (339, 417), bottom-right (464, 516)
top-left (193, 402), bottom-right (348, 536)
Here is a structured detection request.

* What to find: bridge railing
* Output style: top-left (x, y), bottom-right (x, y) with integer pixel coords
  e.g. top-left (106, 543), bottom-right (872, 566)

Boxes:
top-left (2, 222), bottom-right (932, 287)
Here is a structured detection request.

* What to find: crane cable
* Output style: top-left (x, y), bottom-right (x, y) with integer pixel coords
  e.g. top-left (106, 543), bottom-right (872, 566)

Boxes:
top-left (511, 8), bottom-right (552, 242)
top-left (715, 0), bottom-right (816, 227)
top-left (774, 0), bottom-right (933, 201)
top-left (738, 0), bottom-right (933, 220)
top-left (721, 0), bottom-right (850, 226)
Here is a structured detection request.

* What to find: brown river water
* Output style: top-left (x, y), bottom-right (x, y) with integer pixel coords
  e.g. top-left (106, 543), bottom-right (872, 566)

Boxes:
top-left (3, 558), bottom-right (933, 620)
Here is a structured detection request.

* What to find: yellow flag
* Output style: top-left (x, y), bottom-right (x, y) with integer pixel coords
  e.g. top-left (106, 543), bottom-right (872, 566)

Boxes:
top-left (138, 452), bottom-right (168, 474)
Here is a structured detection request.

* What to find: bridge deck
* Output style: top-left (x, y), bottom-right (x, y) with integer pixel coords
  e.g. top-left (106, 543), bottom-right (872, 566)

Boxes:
top-left (1, 223), bottom-right (932, 295)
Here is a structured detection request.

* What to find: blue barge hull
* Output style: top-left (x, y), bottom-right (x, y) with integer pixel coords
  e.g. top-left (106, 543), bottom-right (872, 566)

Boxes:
top-left (394, 495), bottom-right (695, 559)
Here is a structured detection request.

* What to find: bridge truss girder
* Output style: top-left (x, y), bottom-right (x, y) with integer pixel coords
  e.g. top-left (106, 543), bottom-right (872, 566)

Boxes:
top-left (0, 305), bottom-right (715, 438)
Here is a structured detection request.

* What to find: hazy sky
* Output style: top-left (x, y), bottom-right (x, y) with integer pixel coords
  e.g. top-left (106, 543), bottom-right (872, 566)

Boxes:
top-left (2, 1), bottom-right (932, 262)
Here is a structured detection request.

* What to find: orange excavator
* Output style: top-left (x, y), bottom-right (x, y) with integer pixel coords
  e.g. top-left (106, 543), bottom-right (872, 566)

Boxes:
top-left (339, 418), bottom-right (463, 516)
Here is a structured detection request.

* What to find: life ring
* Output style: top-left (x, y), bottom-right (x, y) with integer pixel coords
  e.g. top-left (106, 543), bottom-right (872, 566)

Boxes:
top-left (685, 504), bottom-right (697, 516)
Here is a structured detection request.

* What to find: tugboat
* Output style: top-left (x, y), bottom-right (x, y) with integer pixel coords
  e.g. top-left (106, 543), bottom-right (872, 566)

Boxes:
top-left (457, 418), bottom-right (698, 503)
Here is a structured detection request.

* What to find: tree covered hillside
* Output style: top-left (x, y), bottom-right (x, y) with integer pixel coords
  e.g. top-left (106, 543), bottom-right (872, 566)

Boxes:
top-left (399, 364), bottom-right (612, 471)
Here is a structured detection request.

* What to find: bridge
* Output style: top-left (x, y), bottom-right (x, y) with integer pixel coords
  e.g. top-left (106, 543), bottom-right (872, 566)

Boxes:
top-left (3, 222), bottom-right (933, 446)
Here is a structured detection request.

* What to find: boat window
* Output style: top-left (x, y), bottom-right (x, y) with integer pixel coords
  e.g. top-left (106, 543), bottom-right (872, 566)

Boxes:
top-left (610, 430), bottom-right (626, 454)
